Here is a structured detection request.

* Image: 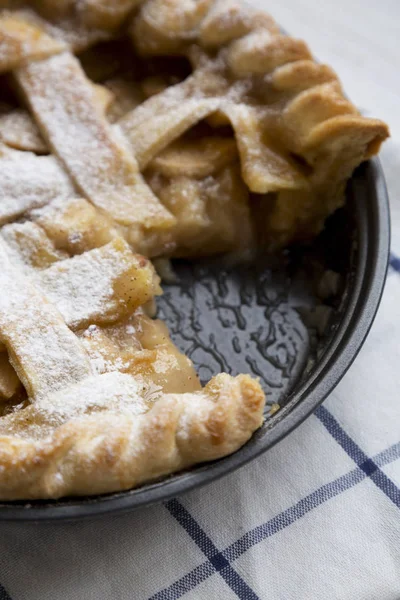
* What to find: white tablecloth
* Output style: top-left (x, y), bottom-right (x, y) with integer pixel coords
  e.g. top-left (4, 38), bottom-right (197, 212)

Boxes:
top-left (0, 2), bottom-right (399, 599)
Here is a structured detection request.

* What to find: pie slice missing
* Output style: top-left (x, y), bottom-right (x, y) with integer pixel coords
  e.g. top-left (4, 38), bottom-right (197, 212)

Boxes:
top-left (0, 0), bottom-right (388, 499)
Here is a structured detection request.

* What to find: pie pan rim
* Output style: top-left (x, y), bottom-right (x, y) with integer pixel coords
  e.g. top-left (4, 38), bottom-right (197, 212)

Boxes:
top-left (0, 157), bottom-right (390, 521)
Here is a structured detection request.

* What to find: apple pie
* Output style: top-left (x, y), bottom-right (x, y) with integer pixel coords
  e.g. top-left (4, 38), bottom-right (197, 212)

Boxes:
top-left (0, 0), bottom-right (388, 499)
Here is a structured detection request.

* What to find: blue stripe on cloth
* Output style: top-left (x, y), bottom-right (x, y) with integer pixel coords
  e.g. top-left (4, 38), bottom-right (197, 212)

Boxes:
top-left (150, 562), bottom-right (215, 600)
top-left (152, 439), bottom-right (400, 600)
top-left (164, 499), bottom-right (260, 600)
top-left (373, 442), bottom-right (400, 467)
top-left (0, 583), bottom-right (12, 600)
top-left (315, 406), bottom-right (400, 509)
top-left (390, 253), bottom-right (400, 273)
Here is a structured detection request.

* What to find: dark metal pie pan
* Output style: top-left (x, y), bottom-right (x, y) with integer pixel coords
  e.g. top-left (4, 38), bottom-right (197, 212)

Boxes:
top-left (0, 158), bottom-right (390, 521)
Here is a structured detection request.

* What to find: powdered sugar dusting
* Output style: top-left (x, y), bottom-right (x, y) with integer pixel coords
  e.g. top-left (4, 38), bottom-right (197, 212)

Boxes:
top-left (0, 149), bottom-right (75, 225)
top-left (118, 79), bottom-right (193, 132)
top-left (118, 92), bottom-right (220, 169)
top-left (16, 51), bottom-right (173, 228)
top-left (0, 372), bottom-right (159, 440)
top-left (38, 372), bottom-right (152, 422)
top-left (0, 108), bottom-right (47, 153)
top-left (1, 221), bottom-right (65, 271)
top-left (0, 238), bottom-right (92, 400)
top-left (38, 239), bottom-right (153, 328)
top-left (43, 18), bottom-right (111, 53)
top-left (0, 10), bottom-right (66, 73)
top-left (199, 0), bottom-right (277, 46)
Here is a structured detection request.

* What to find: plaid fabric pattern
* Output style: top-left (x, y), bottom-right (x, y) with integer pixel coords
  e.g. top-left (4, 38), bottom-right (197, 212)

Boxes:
top-left (0, 304), bottom-right (399, 600)
top-left (0, 2), bottom-right (399, 598)
top-left (0, 268), bottom-right (399, 600)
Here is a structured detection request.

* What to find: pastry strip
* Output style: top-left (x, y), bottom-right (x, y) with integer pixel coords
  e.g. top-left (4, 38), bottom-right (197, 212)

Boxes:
top-left (0, 109), bottom-right (47, 153)
top-left (0, 11), bottom-right (66, 74)
top-left (16, 52), bottom-right (175, 231)
top-left (118, 94), bottom-right (220, 169)
top-left (0, 372), bottom-right (264, 499)
top-left (0, 239), bottom-right (92, 400)
top-left (222, 103), bottom-right (308, 193)
top-left (38, 238), bottom-right (161, 328)
top-left (0, 149), bottom-right (75, 225)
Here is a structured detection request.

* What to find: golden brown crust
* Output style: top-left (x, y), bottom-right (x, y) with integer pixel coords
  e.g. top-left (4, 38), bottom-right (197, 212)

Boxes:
top-left (0, 0), bottom-right (389, 252)
top-left (127, 2), bottom-right (389, 247)
top-left (0, 10), bottom-right (67, 73)
top-left (0, 373), bottom-right (264, 499)
top-left (0, 0), bottom-right (389, 500)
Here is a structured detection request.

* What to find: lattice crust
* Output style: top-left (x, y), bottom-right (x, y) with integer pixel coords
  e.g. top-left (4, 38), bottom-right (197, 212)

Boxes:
top-left (0, 373), bottom-right (263, 500)
top-left (0, 11), bottom-right (66, 73)
top-left (0, 146), bottom-right (75, 225)
top-left (16, 52), bottom-right (176, 239)
top-left (0, 200), bottom-right (263, 498)
top-left (0, 0), bottom-right (389, 499)
top-left (0, 1), bottom-right (389, 252)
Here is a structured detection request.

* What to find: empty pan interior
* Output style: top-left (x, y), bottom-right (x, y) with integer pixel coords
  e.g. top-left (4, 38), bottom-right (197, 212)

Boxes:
top-left (0, 159), bottom-right (389, 520)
